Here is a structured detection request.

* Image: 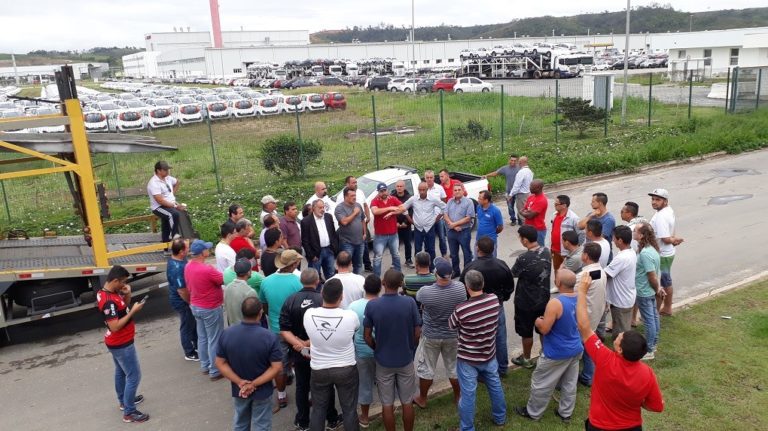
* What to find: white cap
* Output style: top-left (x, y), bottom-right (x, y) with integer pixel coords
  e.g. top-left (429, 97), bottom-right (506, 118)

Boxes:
top-left (648, 188), bottom-right (669, 200)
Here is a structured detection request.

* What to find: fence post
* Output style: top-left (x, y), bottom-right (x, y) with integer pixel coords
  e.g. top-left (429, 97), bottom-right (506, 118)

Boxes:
top-left (439, 90), bottom-right (445, 161)
top-left (729, 67), bottom-right (739, 113)
top-left (110, 153), bottom-right (123, 200)
top-left (1, 181), bottom-right (10, 221)
top-left (371, 95), bottom-right (379, 170)
top-left (688, 70), bottom-right (694, 120)
top-left (647, 73), bottom-right (653, 127)
top-left (294, 109), bottom-right (304, 176)
top-left (206, 115), bottom-right (222, 194)
top-left (756, 68), bottom-right (762, 111)
top-left (500, 85), bottom-right (505, 152)
top-left (554, 80), bottom-right (559, 143)
top-left (724, 68), bottom-right (731, 114)
top-left (604, 77), bottom-right (609, 138)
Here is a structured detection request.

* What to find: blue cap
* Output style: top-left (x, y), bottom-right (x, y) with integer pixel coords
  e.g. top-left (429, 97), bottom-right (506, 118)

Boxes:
top-left (376, 182), bottom-right (388, 191)
top-left (433, 257), bottom-right (453, 279)
top-left (189, 239), bottom-right (213, 255)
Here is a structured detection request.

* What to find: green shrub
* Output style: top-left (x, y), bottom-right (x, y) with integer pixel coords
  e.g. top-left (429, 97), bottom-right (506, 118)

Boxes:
top-left (558, 97), bottom-right (607, 138)
top-left (258, 135), bottom-right (323, 176)
top-left (450, 119), bottom-right (492, 141)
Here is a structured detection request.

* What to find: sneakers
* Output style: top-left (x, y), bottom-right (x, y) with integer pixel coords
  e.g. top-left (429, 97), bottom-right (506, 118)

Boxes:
top-left (641, 351), bottom-right (655, 361)
top-left (405, 260), bottom-right (414, 268)
top-left (184, 352), bottom-right (200, 361)
top-left (554, 409), bottom-right (571, 424)
top-left (278, 394), bottom-right (288, 409)
top-left (514, 406), bottom-right (538, 421)
top-left (122, 410), bottom-right (150, 423)
top-left (326, 419), bottom-right (342, 430)
top-left (119, 395), bottom-right (144, 411)
top-left (511, 355), bottom-right (535, 369)
top-left (209, 374), bottom-right (224, 381)
top-left (293, 422), bottom-right (309, 431)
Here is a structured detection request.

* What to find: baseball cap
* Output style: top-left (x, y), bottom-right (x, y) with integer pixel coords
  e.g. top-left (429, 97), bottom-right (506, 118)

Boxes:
top-left (154, 160), bottom-right (171, 171)
top-left (648, 188), bottom-right (669, 200)
top-left (233, 258), bottom-right (252, 276)
top-left (275, 249), bottom-right (302, 269)
top-left (261, 195), bottom-right (279, 205)
top-left (433, 257), bottom-right (453, 279)
top-left (189, 239), bottom-right (213, 255)
top-left (376, 182), bottom-right (388, 192)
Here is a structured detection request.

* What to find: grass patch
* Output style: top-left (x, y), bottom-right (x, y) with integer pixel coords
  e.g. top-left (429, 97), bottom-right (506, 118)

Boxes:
top-left (366, 280), bottom-right (768, 430)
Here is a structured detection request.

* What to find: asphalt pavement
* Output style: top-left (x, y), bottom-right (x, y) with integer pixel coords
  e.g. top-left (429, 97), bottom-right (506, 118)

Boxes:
top-left (1, 149), bottom-right (767, 431)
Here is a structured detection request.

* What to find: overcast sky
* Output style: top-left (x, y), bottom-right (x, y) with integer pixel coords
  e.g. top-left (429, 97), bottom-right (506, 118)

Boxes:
top-left (0, 0), bottom-right (765, 53)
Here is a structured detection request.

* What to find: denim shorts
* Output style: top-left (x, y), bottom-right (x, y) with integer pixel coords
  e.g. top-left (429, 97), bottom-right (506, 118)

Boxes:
top-left (356, 356), bottom-right (376, 405)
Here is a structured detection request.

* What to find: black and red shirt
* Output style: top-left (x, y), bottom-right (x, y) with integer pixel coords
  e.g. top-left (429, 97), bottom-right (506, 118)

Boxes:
top-left (97, 289), bottom-right (135, 348)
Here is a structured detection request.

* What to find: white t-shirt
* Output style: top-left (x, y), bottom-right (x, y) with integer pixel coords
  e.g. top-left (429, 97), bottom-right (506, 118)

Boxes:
top-left (215, 242), bottom-right (236, 273)
top-left (650, 206), bottom-right (676, 257)
top-left (147, 174), bottom-right (177, 211)
top-left (327, 272), bottom-right (366, 308)
top-left (604, 248), bottom-right (637, 308)
top-left (594, 237), bottom-right (611, 268)
top-left (575, 263), bottom-right (607, 331)
top-left (306, 194), bottom-right (336, 214)
top-left (303, 307), bottom-right (359, 370)
top-left (426, 183), bottom-right (447, 215)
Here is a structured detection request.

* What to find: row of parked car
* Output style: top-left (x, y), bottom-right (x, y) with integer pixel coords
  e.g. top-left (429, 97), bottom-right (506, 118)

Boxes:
top-left (459, 42), bottom-right (578, 60)
top-left (124, 75), bottom-right (368, 90)
top-left (365, 76), bottom-right (494, 93)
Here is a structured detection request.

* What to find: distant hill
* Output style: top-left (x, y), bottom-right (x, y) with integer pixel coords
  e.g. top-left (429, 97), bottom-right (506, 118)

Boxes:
top-left (0, 47), bottom-right (142, 69)
top-left (310, 5), bottom-right (768, 44)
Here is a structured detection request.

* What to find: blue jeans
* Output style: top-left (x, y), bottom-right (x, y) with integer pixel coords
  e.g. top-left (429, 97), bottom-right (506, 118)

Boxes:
top-left (310, 247), bottom-right (336, 281)
top-left (506, 195), bottom-right (517, 223)
top-left (172, 302), bottom-right (197, 356)
top-left (340, 242), bottom-right (365, 275)
top-left (233, 396), bottom-right (272, 431)
top-left (536, 228), bottom-right (547, 248)
top-left (191, 305), bottom-right (224, 377)
top-left (447, 228), bottom-right (473, 277)
top-left (496, 304), bottom-right (509, 375)
top-left (436, 219), bottom-right (448, 256)
top-left (398, 227), bottom-right (413, 262)
top-left (579, 347), bottom-right (594, 385)
top-left (637, 295), bottom-right (660, 352)
top-left (372, 233), bottom-right (401, 277)
top-left (457, 359), bottom-right (507, 430)
top-left (413, 226), bottom-right (437, 270)
top-left (109, 343), bottom-right (142, 415)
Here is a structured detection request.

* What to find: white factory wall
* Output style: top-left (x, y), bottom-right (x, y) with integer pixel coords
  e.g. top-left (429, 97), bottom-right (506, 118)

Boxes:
top-left (122, 51), bottom-right (160, 78)
top-left (145, 32), bottom-right (212, 52)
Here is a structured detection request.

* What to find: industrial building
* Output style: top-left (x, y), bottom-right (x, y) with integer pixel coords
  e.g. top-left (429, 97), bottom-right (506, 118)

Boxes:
top-left (0, 62), bottom-right (109, 83)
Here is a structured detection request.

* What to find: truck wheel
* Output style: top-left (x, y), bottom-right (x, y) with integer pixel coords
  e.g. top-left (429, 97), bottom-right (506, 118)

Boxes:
top-left (554, 70), bottom-right (561, 79)
top-left (533, 70), bottom-right (542, 79)
top-left (482, 88), bottom-right (490, 93)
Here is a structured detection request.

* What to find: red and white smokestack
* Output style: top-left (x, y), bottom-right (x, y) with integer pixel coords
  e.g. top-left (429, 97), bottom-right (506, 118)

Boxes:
top-left (209, 0), bottom-right (223, 48)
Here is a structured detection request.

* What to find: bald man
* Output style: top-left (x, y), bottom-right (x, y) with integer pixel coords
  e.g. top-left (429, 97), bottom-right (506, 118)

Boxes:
top-left (520, 179), bottom-right (548, 247)
top-left (306, 181), bottom-right (335, 215)
top-left (508, 156), bottom-right (533, 225)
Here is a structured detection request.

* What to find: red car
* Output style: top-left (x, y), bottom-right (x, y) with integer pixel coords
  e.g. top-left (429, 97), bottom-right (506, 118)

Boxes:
top-left (432, 78), bottom-right (457, 92)
top-left (323, 92), bottom-right (347, 110)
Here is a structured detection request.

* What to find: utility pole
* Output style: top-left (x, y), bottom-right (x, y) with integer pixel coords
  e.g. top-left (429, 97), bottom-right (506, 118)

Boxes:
top-left (11, 53), bottom-right (20, 85)
top-left (621, 0), bottom-right (631, 125)
top-left (411, 0), bottom-right (415, 71)
top-left (689, 14), bottom-right (693, 32)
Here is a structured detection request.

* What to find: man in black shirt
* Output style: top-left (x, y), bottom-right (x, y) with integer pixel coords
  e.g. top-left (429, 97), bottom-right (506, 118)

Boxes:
top-left (392, 180), bottom-right (414, 267)
top-left (460, 236), bottom-right (515, 376)
top-left (261, 228), bottom-right (283, 277)
top-left (511, 225), bottom-right (552, 369)
top-left (279, 268), bottom-right (341, 431)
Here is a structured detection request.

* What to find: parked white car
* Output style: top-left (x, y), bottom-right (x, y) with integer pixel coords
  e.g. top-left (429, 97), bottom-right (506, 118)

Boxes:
top-left (144, 98), bottom-right (177, 129)
top-left (453, 77), bottom-right (493, 93)
top-left (509, 42), bottom-right (536, 56)
top-left (276, 95), bottom-right (304, 114)
top-left (256, 97), bottom-right (280, 116)
top-left (387, 77), bottom-right (407, 92)
top-left (82, 109), bottom-right (109, 132)
top-left (173, 96), bottom-right (204, 124)
top-left (196, 94), bottom-right (230, 120)
top-left (300, 93), bottom-right (326, 112)
top-left (393, 78), bottom-right (420, 92)
top-left (26, 107), bottom-right (65, 133)
top-left (231, 98), bottom-right (257, 118)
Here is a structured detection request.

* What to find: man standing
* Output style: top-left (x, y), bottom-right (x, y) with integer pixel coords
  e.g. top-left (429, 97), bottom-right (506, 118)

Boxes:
top-left (448, 270), bottom-right (506, 430)
top-left (620, 201), bottom-right (646, 252)
top-left (634, 223), bottom-right (664, 361)
top-left (604, 226), bottom-right (637, 336)
top-left (215, 297), bottom-right (282, 431)
top-left (578, 193), bottom-right (616, 260)
top-left (425, 170), bottom-right (448, 259)
top-left (260, 195), bottom-right (279, 222)
top-left (476, 190), bottom-right (503, 257)
top-left (403, 251), bottom-right (436, 301)
top-left (511, 225), bottom-right (551, 369)
top-left (230, 219), bottom-right (259, 265)
top-left (444, 183), bottom-right (475, 278)
top-left (521, 179), bottom-right (548, 247)
top-left (326, 251), bottom-right (366, 308)
top-left (561, 231), bottom-right (584, 274)
top-left (483, 154), bottom-right (519, 225)
top-left (391, 180), bottom-right (414, 267)
top-left (335, 187), bottom-right (367, 275)
top-left (97, 265), bottom-right (149, 423)
top-left (460, 236), bottom-right (515, 377)
top-left (259, 214), bottom-right (279, 251)
top-left (147, 160), bottom-right (185, 246)
top-left (279, 201), bottom-right (302, 251)
top-left (216, 222), bottom-right (237, 273)
top-left (585, 220), bottom-right (610, 268)
top-left (304, 279), bottom-right (361, 431)
top-left (348, 275), bottom-right (381, 428)
top-left (402, 182), bottom-right (446, 269)
top-left (306, 181), bottom-right (335, 214)
top-left (228, 204), bottom-right (245, 226)
top-left (515, 269), bottom-right (583, 423)
top-left (550, 194), bottom-right (581, 271)
top-left (576, 243), bottom-right (607, 388)
top-left (575, 272), bottom-right (665, 430)
top-left (370, 182), bottom-right (404, 277)
top-left (185, 239), bottom-right (225, 381)
top-left (166, 238), bottom-right (198, 361)
top-left (279, 269), bottom-right (342, 431)
top-left (301, 199), bottom-right (338, 282)
top-left (224, 259), bottom-right (259, 326)
top-left (412, 258), bottom-right (467, 408)
top-left (439, 169), bottom-right (461, 199)
top-left (260, 228), bottom-right (283, 277)
top-left (258, 249), bottom-right (303, 409)
top-left (649, 188), bottom-right (683, 316)
top-left (364, 270), bottom-right (422, 431)
top-left (344, 176), bottom-right (373, 272)
top-left (507, 156), bottom-right (533, 224)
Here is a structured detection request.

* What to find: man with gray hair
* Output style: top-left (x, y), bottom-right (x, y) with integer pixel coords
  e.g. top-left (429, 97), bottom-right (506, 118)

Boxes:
top-left (515, 268), bottom-right (583, 424)
top-left (507, 156), bottom-right (532, 225)
top-left (402, 182), bottom-right (446, 270)
top-left (424, 169), bottom-right (449, 259)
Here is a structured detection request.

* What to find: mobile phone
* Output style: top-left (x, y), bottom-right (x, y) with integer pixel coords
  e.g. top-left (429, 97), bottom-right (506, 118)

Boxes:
top-left (300, 347), bottom-right (310, 357)
top-left (589, 270), bottom-right (602, 281)
top-left (139, 296), bottom-right (148, 304)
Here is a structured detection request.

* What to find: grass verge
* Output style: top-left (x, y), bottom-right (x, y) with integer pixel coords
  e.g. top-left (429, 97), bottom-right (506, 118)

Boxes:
top-left (366, 280), bottom-right (768, 430)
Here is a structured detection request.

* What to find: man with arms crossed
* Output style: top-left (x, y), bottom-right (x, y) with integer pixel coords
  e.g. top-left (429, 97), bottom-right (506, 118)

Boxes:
top-left (648, 188), bottom-right (683, 316)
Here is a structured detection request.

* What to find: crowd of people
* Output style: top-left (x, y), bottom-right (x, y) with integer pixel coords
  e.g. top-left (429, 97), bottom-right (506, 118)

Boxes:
top-left (96, 157), bottom-right (684, 430)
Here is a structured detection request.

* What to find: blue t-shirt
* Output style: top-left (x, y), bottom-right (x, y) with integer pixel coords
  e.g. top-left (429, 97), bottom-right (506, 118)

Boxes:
top-left (348, 298), bottom-right (374, 358)
top-left (217, 322), bottom-right (282, 400)
top-left (594, 212), bottom-right (616, 243)
top-left (364, 293), bottom-right (422, 368)
top-left (166, 257), bottom-right (187, 308)
top-left (476, 204), bottom-right (503, 242)
top-left (543, 295), bottom-right (583, 360)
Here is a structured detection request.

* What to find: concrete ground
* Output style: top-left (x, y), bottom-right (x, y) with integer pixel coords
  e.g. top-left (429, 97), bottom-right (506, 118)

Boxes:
top-left (1, 148), bottom-right (767, 430)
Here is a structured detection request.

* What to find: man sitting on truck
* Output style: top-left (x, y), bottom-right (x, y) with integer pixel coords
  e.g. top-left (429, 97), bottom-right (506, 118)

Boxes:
top-left (147, 160), bottom-right (185, 249)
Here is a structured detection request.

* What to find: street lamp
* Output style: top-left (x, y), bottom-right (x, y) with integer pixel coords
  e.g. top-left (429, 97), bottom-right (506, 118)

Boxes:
top-left (621, 0), bottom-right (630, 126)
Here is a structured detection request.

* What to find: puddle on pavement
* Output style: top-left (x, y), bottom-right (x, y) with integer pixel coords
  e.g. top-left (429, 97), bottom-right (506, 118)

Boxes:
top-left (707, 194), bottom-right (753, 205)
top-left (699, 168), bottom-right (761, 184)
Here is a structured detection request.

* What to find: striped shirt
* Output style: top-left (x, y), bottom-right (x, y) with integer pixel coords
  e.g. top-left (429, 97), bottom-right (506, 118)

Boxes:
top-left (448, 293), bottom-right (500, 364)
top-left (416, 280), bottom-right (468, 339)
top-left (403, 273), bottom-right (436, 299)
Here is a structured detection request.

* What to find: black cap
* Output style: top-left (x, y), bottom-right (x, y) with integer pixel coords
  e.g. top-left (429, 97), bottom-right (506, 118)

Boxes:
top-left (234, 258), bottom-right (252, 276)
top-left (154, 160), bottom-right (171, 171)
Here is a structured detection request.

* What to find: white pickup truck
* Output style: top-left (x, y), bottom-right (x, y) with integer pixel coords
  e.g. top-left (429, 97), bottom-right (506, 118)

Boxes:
top-left (330, 165), bottom-right (490, 238)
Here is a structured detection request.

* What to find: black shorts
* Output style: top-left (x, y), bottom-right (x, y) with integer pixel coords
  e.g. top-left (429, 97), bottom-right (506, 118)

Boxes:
top-left (514, 305), bottom-right (546, 338)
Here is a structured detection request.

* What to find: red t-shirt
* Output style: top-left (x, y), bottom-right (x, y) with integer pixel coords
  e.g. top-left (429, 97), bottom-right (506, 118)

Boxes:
top-left (371, 195), bottom-right (402, 235)
top-left (524, 193), bottom-right (548, 231)
top-left (184, 260), bottom-right (225, 309)
top-left (586, 334), bottom-right (664, 430)
top-left (230, 236), bottom-right (260, 270)
top-left (551, 212), bottom-right (565, 253)
top-left (97, 289), bottom-right (135, 348)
